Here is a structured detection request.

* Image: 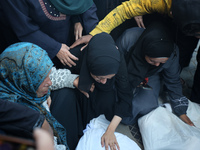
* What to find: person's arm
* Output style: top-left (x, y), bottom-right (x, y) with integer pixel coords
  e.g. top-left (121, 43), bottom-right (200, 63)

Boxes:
top-left (49, 67), bottom-right (79, 90)
top-left (81, 3), bottom-right (99, 34)
top-left (162, 47), bottom-right (194, 126)
top-left (101, 115), bottom-right (121, 150)
top-left (114, 51), bottom-right (133, 119)
top-left (90, 0), bottom-right (169, 36)
top-left (70, 0), bottom-right (169, 49)
top-left (0, 0), bottom-right (78, 67)
top-left (72, 3), bottom-right (99, 40)
top-left (70, 3), bottom-right (99, 49)
top-left (0, 0), bottom-right (61, 59)
top-left (99, 52), bottom-right (133, 150)
top-left (0, 99), bottom-right (52, 138)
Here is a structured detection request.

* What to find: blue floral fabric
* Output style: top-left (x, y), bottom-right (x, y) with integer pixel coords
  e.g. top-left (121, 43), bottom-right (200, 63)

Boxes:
top-left (0, 42), bottom-right (68, 147)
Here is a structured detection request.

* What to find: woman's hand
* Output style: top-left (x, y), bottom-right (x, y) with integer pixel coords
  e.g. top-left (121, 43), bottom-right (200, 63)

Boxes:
top-left (73, 77), bottom-right (95, 98)
top-left (34, 128), bottom-right (54, 150)
top-left (101, 130), bottom-right (120, 150)
top-left (70, 34), bottom-right (93, 51)
top-left (74, 22), bottom-right (83, 40)
top-left (134, 16), bottom-right (145, 29)
top-left (179, 114), bottom-right (195, 126)
top-left (56, 44), bottom-right (79, 67)
top-left (101, 116), bottom-right (122, 150)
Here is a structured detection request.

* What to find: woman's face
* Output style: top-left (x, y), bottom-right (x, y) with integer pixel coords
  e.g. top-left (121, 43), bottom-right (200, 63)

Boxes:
top-left (145, 56), bottom-right (169, 66)
top-left (36, 70), bottom-right (52, 97)
top-left (90, 73), bottom-right (115, 84)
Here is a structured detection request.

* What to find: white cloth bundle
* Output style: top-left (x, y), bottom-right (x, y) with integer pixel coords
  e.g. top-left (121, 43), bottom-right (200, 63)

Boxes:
top-left (76, 115), bottom-right (141, 150)
top-left (138, 101), bottom-right (200, 150)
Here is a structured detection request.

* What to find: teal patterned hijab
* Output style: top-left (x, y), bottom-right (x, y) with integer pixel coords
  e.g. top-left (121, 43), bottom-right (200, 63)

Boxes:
top-left (49, 0), bottom-right (93, 15)
top-left (0, 42), bottom-right (68, 148)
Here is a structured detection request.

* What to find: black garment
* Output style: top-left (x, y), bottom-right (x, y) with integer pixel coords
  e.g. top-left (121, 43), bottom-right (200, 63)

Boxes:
top-left (50, 88), bottom-right (83, 150)
top-left (64, 33), bottom-right (133, 127)
top-left (0, 0), bottom-right (98, 68)
top-left (172, 0), bottom-right (200, 31)
top-left (78, 87), bottom-right (117, 127)
top-left (78, 33), bottom-right (120, 92)
top-left (0, 99), bottom-right (44, 139)
top-left (166, 0), bottom-right (200, 104)
top-left (76, 50), bottom-right (132, 127)
top-left (150, 16), bottom-right (199, 105)
top-left (126, 21), bottom-right (174, 88)
top-left (117, 23), bottom-right (188, 123)
top-left (0, 5), bottom-right (19, 54)
top-left (140, 14), bottom-right (199, 69)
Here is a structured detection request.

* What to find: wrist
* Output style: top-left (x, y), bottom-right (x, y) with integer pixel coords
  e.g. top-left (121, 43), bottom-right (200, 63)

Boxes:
top-left (73, 77), bottom-right (79, 88)
top-left (106, 115), bottom-right (122, 133)
top-left (106, 126), bottom-right (116, 133)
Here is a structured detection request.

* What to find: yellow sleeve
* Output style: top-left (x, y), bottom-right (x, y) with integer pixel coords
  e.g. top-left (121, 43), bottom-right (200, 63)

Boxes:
top-left (90, 0), bottom-right (171, 36)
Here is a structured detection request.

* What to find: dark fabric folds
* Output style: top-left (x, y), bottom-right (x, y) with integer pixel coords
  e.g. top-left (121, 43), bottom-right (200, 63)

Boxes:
top-left (172, 0), bottom-right (200, 31)
top-left (78, 32), bottom-right (120, 92)
top-left (126, 21), bottom-right (174, 88)
top-left (67, 32), bottom-right (133, 124)
top-left (0, 99), bottom-right (43, 139)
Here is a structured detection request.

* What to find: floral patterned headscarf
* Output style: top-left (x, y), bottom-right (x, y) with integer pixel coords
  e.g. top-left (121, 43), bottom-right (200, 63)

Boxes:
top-left (0, 42), bottom-right (68, 147)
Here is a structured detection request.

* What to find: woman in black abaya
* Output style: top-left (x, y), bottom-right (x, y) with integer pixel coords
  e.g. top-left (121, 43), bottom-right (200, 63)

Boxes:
top-left (116, 21), bottom-right (194, 126)
top-left (65, 32), bottom-right (133, 150)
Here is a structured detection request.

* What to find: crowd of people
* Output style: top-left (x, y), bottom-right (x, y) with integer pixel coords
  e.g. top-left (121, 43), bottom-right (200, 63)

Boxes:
top-left (0, 0), bottom-right (200, 150)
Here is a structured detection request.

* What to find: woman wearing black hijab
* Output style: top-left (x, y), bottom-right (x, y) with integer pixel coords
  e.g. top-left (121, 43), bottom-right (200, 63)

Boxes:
top-left (66, 32), bottom-right (133, 150)
top-left (116, 21), bottom-right (194, 127)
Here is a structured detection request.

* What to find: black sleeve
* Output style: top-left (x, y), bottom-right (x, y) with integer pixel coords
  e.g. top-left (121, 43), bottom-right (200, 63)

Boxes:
top-left (0, 99), bottom-right (45, 139)
top-left (81, 3), bottom-right (99, 34)
top-left (114, 51), bottom-right (133, 118)
top-left (0, 0), bottom-right (61, 59)
top-left (162, 47), bottom-right (188, 116)
top-left (71, 15), bottom-right (81, 24)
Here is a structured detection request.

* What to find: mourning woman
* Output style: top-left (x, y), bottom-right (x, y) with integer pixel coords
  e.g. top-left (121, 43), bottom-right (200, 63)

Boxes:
top-left (0, 42), bottom-right (82, 150)
top-left (116, 21), bottom-right (194, 126)
top-left (66, 33), bottom-right (133, 150)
